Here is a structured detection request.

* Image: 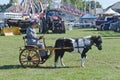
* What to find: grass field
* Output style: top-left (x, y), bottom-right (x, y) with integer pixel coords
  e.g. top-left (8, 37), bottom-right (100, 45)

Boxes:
top-left (0, 28), bottom-right (120, 80)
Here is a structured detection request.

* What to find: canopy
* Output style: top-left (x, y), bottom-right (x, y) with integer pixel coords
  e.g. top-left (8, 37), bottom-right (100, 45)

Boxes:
top-left (104, 8), bottom-right (117, 14)
top-left (113, 12), bottom-right (120, 16)
top-left (81, 13), bottom-right (96, 19)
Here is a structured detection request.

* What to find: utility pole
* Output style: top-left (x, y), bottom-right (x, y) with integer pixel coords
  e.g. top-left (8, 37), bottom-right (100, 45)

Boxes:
top-left (84, 0), bottom-right (86, 14)
top-left (94, 0), bottom-right (96, 15)
top-left (88, 0), bottom-right (91, 13)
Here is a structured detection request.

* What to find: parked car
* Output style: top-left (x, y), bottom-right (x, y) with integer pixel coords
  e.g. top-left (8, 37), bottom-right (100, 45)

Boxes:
top-left (101, 20), bottom-right (117, 30)
top-left (109, 21), bottom-right (118, 30)
top-left (110, 20), bottom-right (120, 32)
top-left (96, 16), bottom-right (119, 31)
top-left (95, 16), bottom-right (116, 30)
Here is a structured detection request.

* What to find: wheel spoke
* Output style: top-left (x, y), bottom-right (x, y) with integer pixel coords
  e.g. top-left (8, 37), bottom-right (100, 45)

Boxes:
top-left (21, 54), bottom-right (27, 57)
top-left (21, 59), bottom-right (28, 62)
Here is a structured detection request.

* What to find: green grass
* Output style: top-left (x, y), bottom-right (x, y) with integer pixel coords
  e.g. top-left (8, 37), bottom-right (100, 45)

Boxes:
top-left (0, 28), bottom-right (120, 80)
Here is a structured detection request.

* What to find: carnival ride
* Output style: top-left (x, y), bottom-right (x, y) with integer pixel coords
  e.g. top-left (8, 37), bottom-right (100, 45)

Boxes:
top-left (1, 0), bottom-right (44, 35)
top-left (0, 0), bottom-right (81, 35)
top-left (19, 0), bottom-right (44, 19)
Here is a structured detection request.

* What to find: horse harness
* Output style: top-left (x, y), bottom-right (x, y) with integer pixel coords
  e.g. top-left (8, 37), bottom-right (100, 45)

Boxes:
top-left (75, 38), bottom-right (91, 53)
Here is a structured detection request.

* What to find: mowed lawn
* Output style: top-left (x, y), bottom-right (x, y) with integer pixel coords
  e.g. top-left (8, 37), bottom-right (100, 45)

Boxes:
top-left (0, 28), bottom-right (120, 80)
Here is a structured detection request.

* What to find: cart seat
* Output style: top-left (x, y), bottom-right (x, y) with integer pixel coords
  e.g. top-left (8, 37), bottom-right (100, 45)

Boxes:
top-left (25, 45), bottom-right (38, 49)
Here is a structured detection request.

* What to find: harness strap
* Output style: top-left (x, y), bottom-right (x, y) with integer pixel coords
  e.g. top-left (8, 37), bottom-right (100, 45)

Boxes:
top-left (83, 38), bottom-right (92, 49)
top-left (75, 39), bottom-right (80, 53)
top-left (83, 38), bottom-right (87, 48)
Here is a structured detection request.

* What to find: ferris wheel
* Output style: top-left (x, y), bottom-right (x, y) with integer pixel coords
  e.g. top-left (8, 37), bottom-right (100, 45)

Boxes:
top-left (19, 0), bottom-right (43, 14)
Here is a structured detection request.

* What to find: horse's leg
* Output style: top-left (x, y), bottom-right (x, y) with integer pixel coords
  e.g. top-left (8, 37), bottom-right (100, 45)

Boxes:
top-left (60, 52), bottom-right (65, 67)
top-left (81, 57), bottom-right (86, 67)
top-left (81, 48), bottom-right (89, 67)
top-left (54, 56), bottom-right (59, 68)
top-left (54, 53), bottom-right (59, 68)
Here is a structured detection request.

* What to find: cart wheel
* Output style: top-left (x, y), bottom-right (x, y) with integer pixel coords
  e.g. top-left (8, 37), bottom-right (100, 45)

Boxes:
top-left (19, 49), bottom-right (40, 68)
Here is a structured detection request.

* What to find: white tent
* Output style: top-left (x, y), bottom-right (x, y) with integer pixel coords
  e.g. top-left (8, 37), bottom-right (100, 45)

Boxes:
top-left (104, 8), bottom-right (117, 14)
top-left (113, 12), bottom-right (120, 16)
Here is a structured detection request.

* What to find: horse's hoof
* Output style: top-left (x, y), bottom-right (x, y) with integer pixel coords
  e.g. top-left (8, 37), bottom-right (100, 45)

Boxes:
top-left (81, 65), bottom-right (85, 68)
top-left (53, 65), bottom-right (57, 68)
top-left (62, 65), bottom-right (65, 67)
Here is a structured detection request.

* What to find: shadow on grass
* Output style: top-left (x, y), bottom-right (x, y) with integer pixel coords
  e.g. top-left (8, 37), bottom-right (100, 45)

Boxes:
top-left (36, 66), bottom-right (81, 69)
top-left (0, 65), bottom-right (21, 70)
top-left (0, 65), bottom-right (80, 70)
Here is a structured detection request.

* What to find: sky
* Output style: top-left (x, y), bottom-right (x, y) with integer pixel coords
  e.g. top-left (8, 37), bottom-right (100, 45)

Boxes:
top-left (0, 0), bottom-right (22, 4)
top-left (0, 0), bottom-right (120, 9)
top-left (96, 0), bottom-right (120, 9)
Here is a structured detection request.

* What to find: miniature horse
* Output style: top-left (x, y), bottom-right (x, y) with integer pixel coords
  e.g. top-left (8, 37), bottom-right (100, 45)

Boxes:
top-left (54, 36), bottom-right (102, 67)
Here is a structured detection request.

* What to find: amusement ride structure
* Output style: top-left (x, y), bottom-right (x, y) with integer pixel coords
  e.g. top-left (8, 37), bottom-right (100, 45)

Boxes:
top-left (19, 0), bottom-right (44, 19)
top-left (6, 0), bottom-right (44, 21)
top-left (1, 0), bottom-right (80, 35)
top-left (1, 0), bottom-right (44, 35)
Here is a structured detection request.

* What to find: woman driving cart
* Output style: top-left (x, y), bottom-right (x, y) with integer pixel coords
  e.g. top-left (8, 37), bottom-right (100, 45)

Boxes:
top-left (26, 20), bottom-right (48, 61)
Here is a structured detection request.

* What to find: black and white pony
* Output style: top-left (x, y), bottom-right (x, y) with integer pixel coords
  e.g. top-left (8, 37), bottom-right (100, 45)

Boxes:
top-left (54, 35), bottom-right (102, 67)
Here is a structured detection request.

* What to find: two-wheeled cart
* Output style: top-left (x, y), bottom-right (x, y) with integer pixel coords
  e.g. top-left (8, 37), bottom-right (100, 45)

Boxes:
top-left (19, 36), bottom-right (54, 68)
top-left (19, 36), bottom-right (72, 68)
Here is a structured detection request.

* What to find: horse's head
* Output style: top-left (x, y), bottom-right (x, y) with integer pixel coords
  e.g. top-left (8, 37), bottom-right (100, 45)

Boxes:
top-left (91, 36), bottom-right (102, 50)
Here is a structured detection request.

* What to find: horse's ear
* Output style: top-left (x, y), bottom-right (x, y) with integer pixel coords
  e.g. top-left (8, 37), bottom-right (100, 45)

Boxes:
top-left (91, 35), bottom-right (96, 40)
top-left (97, 35), bottom-right (101, 38)
top-left (91, 35), bottom-right (101, 40)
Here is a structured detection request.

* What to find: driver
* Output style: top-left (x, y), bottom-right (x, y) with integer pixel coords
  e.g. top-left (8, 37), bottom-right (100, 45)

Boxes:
top-left (26, 20), bottom-right (48, 61)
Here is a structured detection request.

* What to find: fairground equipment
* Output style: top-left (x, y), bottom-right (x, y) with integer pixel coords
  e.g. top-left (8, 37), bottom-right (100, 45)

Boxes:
top-left (2, 0), bottom-right (44, 35)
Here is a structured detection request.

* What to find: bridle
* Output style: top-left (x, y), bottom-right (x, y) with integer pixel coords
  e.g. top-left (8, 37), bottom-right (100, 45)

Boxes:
top-left (93, 38), bottom-right (102, 50)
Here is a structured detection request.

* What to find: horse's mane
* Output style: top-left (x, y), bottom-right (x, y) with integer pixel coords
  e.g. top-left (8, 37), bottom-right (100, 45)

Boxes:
top-left (90, 35), bottom-right (101, 40)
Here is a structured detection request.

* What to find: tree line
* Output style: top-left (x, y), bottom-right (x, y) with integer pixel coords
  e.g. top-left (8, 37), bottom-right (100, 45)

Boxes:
top-left (61, 0), bottom-right (102, 11)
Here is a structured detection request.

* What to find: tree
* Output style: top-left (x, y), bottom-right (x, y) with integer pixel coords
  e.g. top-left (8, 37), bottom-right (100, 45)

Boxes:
top-left (9, 0), bottom-right (18, 4)
top-left (62, 0), bottom-right (67, 2)
top-left (96, 2), bottom-right (101, 8)
top-left (90, 1), bottom-right (101, 9)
